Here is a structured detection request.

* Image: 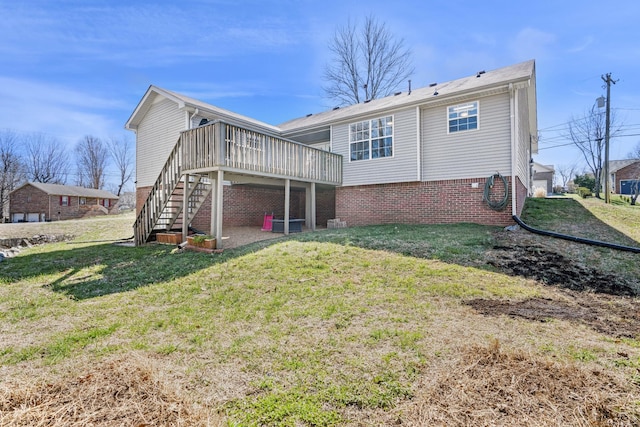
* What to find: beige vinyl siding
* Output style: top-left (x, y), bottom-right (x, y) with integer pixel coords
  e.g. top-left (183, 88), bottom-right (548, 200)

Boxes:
top-left (422, 93), bottom-right (511, 181)
top-left (335, 108), bottom-right (418, 186)
top-left (516, 88), bottom-right (531, 187)
top-left (136, 95), bottom-right (186, 187)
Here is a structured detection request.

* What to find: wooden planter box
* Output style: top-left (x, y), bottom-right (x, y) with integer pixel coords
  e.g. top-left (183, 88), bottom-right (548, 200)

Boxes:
top-left (187, 235), bottom-right (216, 252)
top-left (156, 232), bottom-right (182, 245)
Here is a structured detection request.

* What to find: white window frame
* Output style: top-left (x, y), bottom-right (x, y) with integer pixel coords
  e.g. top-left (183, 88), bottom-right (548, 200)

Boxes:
top-left (447, 101), bottom-right (479, 134)
top-left (349, 115), bottom-right (394, 162)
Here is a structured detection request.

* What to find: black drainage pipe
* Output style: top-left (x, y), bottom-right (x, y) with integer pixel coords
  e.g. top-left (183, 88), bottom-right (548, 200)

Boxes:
top-left (512, 215), bottom-right (640, 254)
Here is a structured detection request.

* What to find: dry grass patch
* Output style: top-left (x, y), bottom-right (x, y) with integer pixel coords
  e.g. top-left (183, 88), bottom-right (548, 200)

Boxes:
top-left (0, 352), bottom-right (220, 426)
top-left (393, 340), bottom-right (640, 426)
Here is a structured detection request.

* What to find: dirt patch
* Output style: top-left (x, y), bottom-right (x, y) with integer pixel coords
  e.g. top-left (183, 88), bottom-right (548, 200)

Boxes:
top-left (466, 293), bottom-right (640, 339)
top-left (395, 341), bottom-right (640, 426)
top-left (0, 234), bottom-right (73, 249)
top-left (0, 353), bottom-right (219, 426)
top-left (487, 235), bottom-right (637, 297)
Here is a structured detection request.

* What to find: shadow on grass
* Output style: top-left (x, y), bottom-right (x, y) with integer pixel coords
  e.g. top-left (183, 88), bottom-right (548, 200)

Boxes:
top-left (3, 198), bottom-right (638, 301)
top-left (1, 243), bottom-right (222, 300)
top-left (0, 223), bottom-right (499, 301)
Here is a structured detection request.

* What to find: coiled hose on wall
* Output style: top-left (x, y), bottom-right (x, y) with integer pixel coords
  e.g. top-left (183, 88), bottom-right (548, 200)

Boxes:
top-left (484, 173), bottom-right (509, 211)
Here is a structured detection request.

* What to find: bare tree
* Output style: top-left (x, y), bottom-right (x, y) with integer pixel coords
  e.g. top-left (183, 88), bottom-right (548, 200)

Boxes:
top-left (25, 133), bottom-right (69, 184)
top-left (76, 135), bottom-right (109, 189)
top-left (0, 131), bottom-right (26, 220)
top-left (323, 15), bottom-right (414, 106)
top-left (108, 136), bottom-right (134, 196)
top-left (566, 105), bottom-right (621, 198)
top-left (555, 163), bottom-right (577, 191)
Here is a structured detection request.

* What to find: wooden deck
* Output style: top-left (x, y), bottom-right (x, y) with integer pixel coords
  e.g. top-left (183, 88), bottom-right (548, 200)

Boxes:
top-left (181, 122), bottom-right (342, 186)
top-left (134, 120), bottom-right (342, 247)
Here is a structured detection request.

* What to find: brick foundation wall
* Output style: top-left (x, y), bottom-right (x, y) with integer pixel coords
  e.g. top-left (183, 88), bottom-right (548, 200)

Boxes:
top-left (191, 185), bottom-right (305, 232)
top-left (316, 187), bottom-right (336, 227)
top-left (336, 177), bottom-right (520, 227)
top-left (137, 184), bottom-right (336, 235)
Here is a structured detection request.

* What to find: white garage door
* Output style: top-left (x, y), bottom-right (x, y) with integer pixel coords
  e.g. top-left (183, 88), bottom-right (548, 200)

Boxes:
top-left (27, 213), bottom-right (40, 222)
top-left (12, 213), bottom-right (24, 223)
top-left (533, 180), bottom-right (548, 192)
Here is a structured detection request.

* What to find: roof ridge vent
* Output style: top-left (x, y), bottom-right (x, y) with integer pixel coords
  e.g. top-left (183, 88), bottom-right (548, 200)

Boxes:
top-left (429, 82), bottom-right (437, 87)
top-left (476, 70), bottom-right (486, 77)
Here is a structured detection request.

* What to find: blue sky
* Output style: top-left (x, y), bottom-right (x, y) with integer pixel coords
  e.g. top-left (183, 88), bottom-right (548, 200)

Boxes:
top-left (2, 0), bottom-right (640, 179)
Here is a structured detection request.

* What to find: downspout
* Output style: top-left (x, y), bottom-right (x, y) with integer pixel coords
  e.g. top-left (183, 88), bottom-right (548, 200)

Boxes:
top-left (509, 83), bottom-right (517, 216)
top-left (416, 106), bottom-right (421, 181)
top-left (188, 108), bottom-right (200, 129)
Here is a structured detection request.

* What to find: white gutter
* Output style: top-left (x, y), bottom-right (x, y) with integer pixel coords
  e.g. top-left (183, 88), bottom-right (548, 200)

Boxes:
top-left (510, 83), bottom-right (517, 216)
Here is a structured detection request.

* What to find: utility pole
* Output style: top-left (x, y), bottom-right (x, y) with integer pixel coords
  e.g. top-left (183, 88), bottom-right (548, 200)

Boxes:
top-left (601, 73), bottom-right (617, 204)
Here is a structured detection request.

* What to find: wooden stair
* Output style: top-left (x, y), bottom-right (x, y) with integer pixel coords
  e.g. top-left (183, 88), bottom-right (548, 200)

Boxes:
top-left (133, 135), bottom-right (212, 245)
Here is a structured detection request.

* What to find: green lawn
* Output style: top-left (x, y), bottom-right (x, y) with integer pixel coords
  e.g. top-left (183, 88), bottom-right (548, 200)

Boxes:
top-left (1, 201), bottom-right (639, 426)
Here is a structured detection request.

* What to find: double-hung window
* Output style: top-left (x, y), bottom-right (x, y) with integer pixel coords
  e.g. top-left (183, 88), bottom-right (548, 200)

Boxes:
top-left (349, 116), bottom-right (393, 161)
top-left (448, 101), bottom-right (478, 133)
top-left (60, 196), bottom-right (69, 206)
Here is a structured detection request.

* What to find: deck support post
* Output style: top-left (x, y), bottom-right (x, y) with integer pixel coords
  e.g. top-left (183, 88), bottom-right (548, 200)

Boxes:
top-left (182, 174), bottom-right (190, 242)
top-left (310, 182), bottom-right (316, 231)
top-left (305, 182), bottom-right (316, 231)
top-left (284, 178), bottom-right (290, 235)
top-left (214, 170), bottom-right (224, 249)
top-left (209, 171), bottom-right (216, 239)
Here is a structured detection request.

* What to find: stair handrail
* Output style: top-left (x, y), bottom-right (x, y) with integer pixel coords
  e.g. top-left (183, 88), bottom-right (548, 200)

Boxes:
top-left (133, 135), bottom-right (183, 245)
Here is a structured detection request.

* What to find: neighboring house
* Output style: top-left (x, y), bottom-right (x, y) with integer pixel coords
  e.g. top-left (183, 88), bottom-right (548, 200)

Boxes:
top-left (9, 183), bottom-right (119, 222)
top-left (126, 60), bottom-right (537, 247)
top-left (532, 162), bottom-right (554, 194)
top-left (608, 159), bottom-right (640, 195)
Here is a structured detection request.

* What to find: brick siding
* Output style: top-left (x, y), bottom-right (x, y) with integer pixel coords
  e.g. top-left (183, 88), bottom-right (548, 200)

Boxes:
top-left (137, 184), bottom-right (336, 235)
top-left (10, 185), bottom-right (117, 222)
top-left (335, 177), bottom-right (525, 227)
top-left (615, 162), bottom-right (640, 193)
top-left (137, 176), bottom-right (525, 233)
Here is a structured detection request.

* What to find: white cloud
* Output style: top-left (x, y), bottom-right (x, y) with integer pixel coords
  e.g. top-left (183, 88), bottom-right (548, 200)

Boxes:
top-left (0, 77), bottom-right (127, 147)
top-left (568, 36), bottom-right (594, 53)
top-left (0, 3), bottom-right (306, 69)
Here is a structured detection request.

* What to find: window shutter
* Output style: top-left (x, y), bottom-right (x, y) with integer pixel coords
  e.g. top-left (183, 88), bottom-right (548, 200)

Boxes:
top-left (60, 196), bottom-right (63, 206)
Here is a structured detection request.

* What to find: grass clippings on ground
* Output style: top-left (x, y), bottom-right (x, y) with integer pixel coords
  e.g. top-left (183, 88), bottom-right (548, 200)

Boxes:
top-left (0, 352), bottom-right (220, 426)
top-left (396, 340), bottom-right (639, 426)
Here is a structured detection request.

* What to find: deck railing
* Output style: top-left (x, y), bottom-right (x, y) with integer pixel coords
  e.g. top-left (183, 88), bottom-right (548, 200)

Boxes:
top-left (134, 120), bottom-right (342, 245)
top-left (181, 121), bottom-right (342, 185)
top-left (134, 136), bottom-right (183, 245)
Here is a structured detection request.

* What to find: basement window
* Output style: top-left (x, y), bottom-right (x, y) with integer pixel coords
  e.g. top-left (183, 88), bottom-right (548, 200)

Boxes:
top-left (448, 101), bottom-right (478, 133)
